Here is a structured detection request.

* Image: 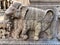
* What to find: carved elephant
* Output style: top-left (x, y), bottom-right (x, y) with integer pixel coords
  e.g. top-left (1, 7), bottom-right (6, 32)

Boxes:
top-left (5, 2), bottom-right (54, 40)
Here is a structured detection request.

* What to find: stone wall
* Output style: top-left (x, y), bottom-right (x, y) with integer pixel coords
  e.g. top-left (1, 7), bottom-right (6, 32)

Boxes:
top-left (30, 0), bottom-right (59, 7)
top-left (30, 0), bottom-right (60, 2)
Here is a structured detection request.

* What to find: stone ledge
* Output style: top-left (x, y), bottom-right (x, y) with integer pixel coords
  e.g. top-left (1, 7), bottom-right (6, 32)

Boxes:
top-left (0, 39), bottom-right (59, 44)
top-left (30, 0), bottom-right (60, 3)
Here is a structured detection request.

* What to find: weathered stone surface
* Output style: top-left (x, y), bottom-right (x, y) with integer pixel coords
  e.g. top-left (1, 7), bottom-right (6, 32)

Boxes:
top-left (0, 0), bottom-right (60, 45)
top-left (30, 0), bottom-right (60, 2)
top-left (4, 2), bottom-right (54, 41)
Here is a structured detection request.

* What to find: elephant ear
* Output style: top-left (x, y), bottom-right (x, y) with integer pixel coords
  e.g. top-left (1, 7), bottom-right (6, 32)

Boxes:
top-left (42, 9), bottom-right (54, 31)
top-left (12, 2), bottom-right (22, 9)
top-left (20, 6), bottom-right (28, 18)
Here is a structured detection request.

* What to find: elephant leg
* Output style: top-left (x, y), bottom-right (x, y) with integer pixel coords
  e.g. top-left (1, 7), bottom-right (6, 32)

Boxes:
top-left (20, 20), bottom-right (28, 40)
top-left (11, 19), bottom-right (23, 39)
top-left (11, 19), bottom-right (18, 39)
top-left (34, 22), bottom-right (41, 40)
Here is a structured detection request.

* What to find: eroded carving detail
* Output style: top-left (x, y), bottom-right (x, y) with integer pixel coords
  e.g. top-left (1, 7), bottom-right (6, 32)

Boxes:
top-left (4, 2), bottom-right (54, 40)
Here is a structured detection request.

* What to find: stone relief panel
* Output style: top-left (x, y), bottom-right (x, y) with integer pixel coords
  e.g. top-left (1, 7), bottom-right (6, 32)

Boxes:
top-left (2, 2), bottom-right (54, 41)
top-left (1, 0), bottom-right (60, 42)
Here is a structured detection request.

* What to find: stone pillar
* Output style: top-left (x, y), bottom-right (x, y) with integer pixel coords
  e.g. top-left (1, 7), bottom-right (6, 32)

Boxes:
top-left (1, 0), bottom-right (4, 9)
top-left (0, 0), bottom-right (12, 9)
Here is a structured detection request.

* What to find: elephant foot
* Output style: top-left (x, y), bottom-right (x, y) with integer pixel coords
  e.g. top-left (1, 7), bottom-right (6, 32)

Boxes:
top-left (20, 35), bottom-right (28, 40)
top-left (11, 33), bottom-right (19, 39)
top-left (12, 36), bottom-right (19, 40)
top-left (34, 36), bottom-right (39, 41)
top-left (56, 33), bottom-right (60, 41)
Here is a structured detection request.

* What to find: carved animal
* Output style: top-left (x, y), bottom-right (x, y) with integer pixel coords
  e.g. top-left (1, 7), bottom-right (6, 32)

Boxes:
top-left (20, 7), bottom-right (54, 40)
top-left (5, 2), bottom-right (54, 40)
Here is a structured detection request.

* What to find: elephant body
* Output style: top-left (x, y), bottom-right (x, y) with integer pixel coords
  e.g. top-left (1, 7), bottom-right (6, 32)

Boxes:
top-left (5, 2), bottom-right (54, 40)
top-left (21, 7), bottom-right (46, 40)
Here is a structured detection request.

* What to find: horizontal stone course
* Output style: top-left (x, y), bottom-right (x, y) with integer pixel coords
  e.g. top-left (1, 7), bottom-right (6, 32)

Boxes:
top-left (30, 0), bottom-right (60, 2)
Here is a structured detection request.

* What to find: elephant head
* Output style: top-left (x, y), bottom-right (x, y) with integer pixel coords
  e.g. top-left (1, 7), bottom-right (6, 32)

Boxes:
top-left (5, 2), bottom-right (22, 18)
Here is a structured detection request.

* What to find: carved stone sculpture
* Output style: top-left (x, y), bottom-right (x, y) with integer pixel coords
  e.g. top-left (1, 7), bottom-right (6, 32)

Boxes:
top-left (20, 7), bottom-right (54, 40)
top-left (5, 2), bottom-right (54, 40)
top-left (5, 2), bottom-right (24, 39)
